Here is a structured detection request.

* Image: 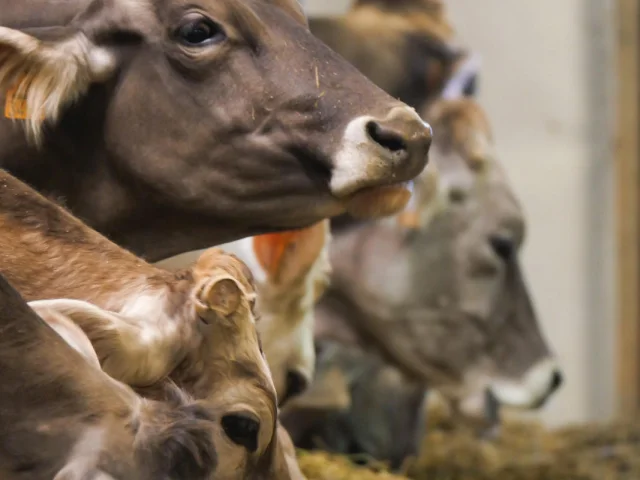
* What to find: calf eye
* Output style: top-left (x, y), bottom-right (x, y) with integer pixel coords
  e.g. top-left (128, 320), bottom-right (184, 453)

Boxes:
top-left (176, 17), bottom-right (226, 46)
top-left (221, 413), bottom-right (260, 453)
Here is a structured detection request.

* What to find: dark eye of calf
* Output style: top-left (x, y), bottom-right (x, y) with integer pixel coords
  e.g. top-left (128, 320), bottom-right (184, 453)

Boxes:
top-left (489, 235), bottom-right (514, 262)
top-left (221, 413), bottom-right (260, 453)
top-left (176, 15), bottom-right (226, 46)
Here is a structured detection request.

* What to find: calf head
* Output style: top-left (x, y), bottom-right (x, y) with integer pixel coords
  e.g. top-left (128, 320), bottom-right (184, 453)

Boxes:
top-left (156, 220), bottom-right (332, 407)
top-left (171, 247), bottom-right (290, 478)
top-left (317, 64), bottom-right (562, 418)
top-left (32, 249), bottom-right (304, 479)
top-left (0, 0), bottom-right (432, 260)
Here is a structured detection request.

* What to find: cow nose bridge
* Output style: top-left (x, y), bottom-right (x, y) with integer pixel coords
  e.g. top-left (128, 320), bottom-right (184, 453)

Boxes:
top-left (366, 107), bottom-right (433, 166)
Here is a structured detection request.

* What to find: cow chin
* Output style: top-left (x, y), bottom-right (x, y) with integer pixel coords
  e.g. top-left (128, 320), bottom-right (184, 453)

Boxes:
top-left (344, 182), bottom-right (413, 218)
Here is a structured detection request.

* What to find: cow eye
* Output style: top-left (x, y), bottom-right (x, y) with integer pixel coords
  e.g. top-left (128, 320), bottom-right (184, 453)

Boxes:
top-left (176, 17), bottom-right (226, 46)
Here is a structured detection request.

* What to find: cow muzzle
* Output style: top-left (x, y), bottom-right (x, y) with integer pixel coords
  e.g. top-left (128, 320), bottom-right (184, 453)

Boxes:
top-left (331, 105), bottom-right (432, 218)
top-left (487, 357), bottom-right (564, 410)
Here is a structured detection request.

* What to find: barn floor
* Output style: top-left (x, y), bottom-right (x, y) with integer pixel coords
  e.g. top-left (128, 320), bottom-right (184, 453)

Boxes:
top-left (297, 410), bottom-right (640, 480)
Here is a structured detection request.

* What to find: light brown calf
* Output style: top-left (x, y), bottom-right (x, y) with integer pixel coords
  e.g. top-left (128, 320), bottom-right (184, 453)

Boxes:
top-left (0, 170), bottom-right (303, 477)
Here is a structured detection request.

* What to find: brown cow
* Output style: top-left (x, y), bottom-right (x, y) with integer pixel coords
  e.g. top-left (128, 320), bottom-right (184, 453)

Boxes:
top-left (0, 170), bottom-right (303, 477)
top-left (0, 0), bottom-right (432, 261)
top-left (282, 66), bottom-right (562, 467)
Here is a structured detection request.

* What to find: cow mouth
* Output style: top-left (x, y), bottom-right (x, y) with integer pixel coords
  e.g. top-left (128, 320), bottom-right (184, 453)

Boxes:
top-left (343, 181), bottom-right (414, 218)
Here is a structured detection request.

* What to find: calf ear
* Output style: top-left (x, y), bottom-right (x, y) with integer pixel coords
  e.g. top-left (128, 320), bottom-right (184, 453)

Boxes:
top-left (253, 220), bottom-right (329, 286)
top-left (27, 298), bottom-right (175, 386)
top-left (0, 26), bottom-right (117, 142)
top-left (194, 274), bottom-right (244, 319)
top-left (34, 306), bottom-right (102, 369)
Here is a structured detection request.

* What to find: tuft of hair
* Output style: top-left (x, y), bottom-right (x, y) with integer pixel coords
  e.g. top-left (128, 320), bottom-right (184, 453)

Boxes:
top-left (0, 27), bottom-right (115, 145)
top-left (136, 398), bottom-right (218, 479)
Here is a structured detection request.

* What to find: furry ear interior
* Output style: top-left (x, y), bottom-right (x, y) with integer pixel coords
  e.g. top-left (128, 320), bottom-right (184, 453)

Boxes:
top-left (194, 274), bottom-right (244, 320)
top-left (253, 221), bottom-right (328, 285)
top-left (0, 26), bottom-right (117, 143)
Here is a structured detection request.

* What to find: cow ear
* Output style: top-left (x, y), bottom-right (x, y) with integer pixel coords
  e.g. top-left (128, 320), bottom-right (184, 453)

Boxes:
top-left (253, 220), bottom-right (329, 286)
top-left (0, 0), bottom-right (152, 144)
top-left (27, 298), bottom-right (177, 386)
top-left (33, 305), bottom-right (102, 369)
top-left (441, 52), bottom-right (482, 100)
top-left (194, 275), bottom-right (244, 319)
top-left (0, 26), bottom-right (117, 143)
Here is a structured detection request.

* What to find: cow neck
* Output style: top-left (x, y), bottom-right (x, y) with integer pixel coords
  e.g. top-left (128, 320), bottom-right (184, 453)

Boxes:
top-left (0, 169), bottom-right (182, 313)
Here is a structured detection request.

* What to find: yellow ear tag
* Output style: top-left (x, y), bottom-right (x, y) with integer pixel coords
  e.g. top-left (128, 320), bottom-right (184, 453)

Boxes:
top-left (4, 78), bottom-right (44, 120)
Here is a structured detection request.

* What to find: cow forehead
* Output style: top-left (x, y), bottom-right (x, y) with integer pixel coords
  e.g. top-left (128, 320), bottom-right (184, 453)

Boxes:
top-left (257, 0), bottom-right (307, 25)
top-left (80, 0), bottom-right (307, 37)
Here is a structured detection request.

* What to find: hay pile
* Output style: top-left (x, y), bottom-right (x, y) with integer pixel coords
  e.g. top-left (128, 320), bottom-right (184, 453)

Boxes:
top-left (298, 408), bottom-right (640, 480)
top-left (298, 450), bottom-right (408, 480)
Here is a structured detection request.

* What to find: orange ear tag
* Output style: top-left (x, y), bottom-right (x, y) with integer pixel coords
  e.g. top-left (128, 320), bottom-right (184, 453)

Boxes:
top-left (4, 78), bottom-right (45, 120)
top-left (253, 230), bottom-right (300, 278)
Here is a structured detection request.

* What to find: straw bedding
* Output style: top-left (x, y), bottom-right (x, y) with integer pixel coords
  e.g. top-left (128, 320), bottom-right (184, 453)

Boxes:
top-left (298, 408), bottom-right (640, 480)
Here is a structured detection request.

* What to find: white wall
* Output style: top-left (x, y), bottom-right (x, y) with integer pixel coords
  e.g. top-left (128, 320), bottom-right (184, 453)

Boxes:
top-left (304, 0), bottom-right (617, 427)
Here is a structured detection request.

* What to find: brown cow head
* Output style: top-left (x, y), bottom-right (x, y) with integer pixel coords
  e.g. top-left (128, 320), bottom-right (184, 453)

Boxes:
top-left (309, 0), bottom-right (470, 112)
top-left (0, 0), bottom-right (432, 261)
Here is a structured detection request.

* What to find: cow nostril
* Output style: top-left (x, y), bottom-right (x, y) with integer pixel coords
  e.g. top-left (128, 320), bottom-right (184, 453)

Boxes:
top-left (280, 370), bottom-right (309, 406)
top-left (489, 235), bottom-right (515, 262)
top-left (549, 370), bottom-right (564, 392)
top-left (366, 121), bottom-right (407, 153)
top-left (221, 412), bottom-right (260, 453)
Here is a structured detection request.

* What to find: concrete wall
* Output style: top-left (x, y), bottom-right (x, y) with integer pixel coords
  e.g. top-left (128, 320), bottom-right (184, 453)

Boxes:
top-left (304, 0), bottom-right (617, 427)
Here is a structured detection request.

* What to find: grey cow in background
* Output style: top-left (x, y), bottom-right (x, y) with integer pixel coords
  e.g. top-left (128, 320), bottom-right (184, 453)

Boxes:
top-left (281, 60), bottom-right (563, 469)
